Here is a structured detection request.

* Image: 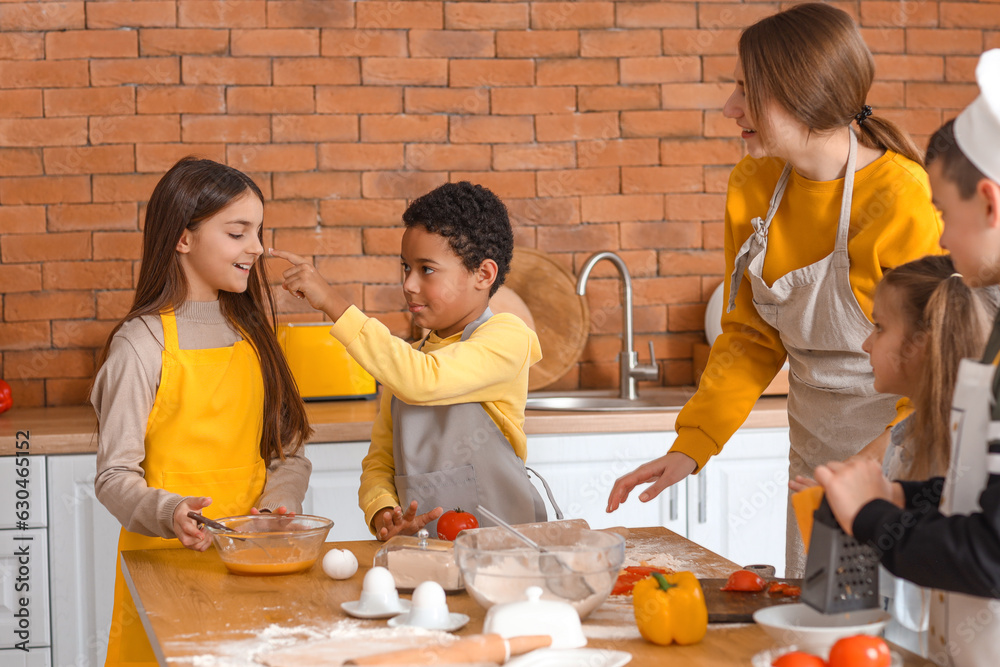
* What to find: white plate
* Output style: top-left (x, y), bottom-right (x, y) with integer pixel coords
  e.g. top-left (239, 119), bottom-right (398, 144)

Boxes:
top-left (506, 648), bottom-right (631, 667)
top-left (341, 599), bottom-right (411, 619)
top-left (387, 611), bottom-right (470, 632)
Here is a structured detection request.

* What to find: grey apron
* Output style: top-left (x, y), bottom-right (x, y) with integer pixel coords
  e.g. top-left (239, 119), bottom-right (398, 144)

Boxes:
top-left (391, 308), bottom-right (549, 535)
top-left (728, 128), bottom-right (898, 576)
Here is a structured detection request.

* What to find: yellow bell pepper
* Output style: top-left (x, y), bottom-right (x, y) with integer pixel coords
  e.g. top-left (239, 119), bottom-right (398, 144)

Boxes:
top-left (632, 571), bottom-right (708, 646)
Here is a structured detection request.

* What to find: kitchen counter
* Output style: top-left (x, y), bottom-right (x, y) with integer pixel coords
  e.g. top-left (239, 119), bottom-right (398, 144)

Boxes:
top-left (0, 389), bottom-right (789, 456)
top-left (121, 526), bottom-right (930, 666)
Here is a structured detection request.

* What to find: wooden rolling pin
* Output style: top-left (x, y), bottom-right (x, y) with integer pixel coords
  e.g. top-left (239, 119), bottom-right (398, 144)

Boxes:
top-left (344, 634), bottom-right (551, 665)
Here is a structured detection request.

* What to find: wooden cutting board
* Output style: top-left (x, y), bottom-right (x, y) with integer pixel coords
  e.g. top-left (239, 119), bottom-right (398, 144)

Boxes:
top-left (699, 579), bottom-right (803, 623)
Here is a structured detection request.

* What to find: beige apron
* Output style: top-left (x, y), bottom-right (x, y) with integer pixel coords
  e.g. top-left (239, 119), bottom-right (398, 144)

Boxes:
top-left (925, 354), bottom-right (1000, 666)
top-left (391, 308), bottom-right (551, 535)
top-left (728, 129), bottom-right (898, 576)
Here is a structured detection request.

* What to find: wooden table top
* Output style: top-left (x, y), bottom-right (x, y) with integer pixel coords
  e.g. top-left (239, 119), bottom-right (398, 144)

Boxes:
top-left (121, 526), bottom-right (931, 666)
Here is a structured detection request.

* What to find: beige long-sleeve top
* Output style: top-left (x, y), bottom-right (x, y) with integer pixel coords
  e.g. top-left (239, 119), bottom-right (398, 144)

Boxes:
top-left (92, 301), bottom-right (311, 539)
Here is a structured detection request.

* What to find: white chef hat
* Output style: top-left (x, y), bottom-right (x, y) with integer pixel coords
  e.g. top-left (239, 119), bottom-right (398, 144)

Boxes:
top-left (955, 49), bottom-right (1000, 184)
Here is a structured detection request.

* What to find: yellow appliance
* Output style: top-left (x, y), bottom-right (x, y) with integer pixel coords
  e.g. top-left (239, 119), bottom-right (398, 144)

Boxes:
top-left (276, 322), bottom-right (377, 401)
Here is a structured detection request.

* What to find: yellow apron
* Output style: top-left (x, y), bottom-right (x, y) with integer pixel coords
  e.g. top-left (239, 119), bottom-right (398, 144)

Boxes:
top-left (105, 310), bottom-right (266, 665)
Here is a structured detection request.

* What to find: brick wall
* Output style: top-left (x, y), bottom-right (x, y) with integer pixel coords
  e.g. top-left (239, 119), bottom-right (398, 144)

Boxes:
top-left (0, 1), bottom-right (994, 407)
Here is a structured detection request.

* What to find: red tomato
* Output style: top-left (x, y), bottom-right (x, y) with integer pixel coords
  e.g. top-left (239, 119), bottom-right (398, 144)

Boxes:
top-left (828, 635), bottom-right (891, 667)
top-left (772, 651), bottom-right (827, 667)
top-left (782, 585), bottom-right (801, 597)
top-left (611, 566), bottom-right (671, 595)
top-left (720, 569), bottom-right (766, 592)
top-left (436, 509), bottom-right (478, 541)
top-left (768, 582), bottom-right (790, 595)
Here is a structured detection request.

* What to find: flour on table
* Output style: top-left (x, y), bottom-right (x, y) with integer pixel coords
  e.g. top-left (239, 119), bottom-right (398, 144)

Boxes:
top-left (621, 550), bottom-right (687, 572)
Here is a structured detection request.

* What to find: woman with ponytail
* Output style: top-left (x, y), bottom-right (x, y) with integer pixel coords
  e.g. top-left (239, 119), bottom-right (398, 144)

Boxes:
top-left (608, 3), bottom-right (944, 577)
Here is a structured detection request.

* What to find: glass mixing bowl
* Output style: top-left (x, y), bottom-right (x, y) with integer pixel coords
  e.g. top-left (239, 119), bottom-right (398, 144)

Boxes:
top-left (205, 514), bottom-right (333, 576)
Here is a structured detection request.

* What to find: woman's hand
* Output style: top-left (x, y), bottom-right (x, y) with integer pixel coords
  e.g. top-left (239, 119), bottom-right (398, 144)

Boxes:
top-left (172, 496), bottom-right (213, 552)
top-left (814, 458), bottom-right (895, 536)
top-left (373, 501), bottom-right (444, 542)
top-left (268, 248), bottom-right (349, 319)
top-left (606, 452), bottom-right (697, 513)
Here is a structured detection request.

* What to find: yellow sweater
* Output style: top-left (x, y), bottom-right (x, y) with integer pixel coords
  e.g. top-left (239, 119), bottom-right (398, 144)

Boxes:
top-left (330, 305), bottom-right (542, 529)
top-left (673, 152), bottom-right (943, 470)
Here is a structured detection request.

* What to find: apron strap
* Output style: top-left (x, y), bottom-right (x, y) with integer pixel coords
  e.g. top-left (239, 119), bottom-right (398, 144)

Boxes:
top-left (525, 466), bottom-right (565, 520)
top-left (833, 128), bottom-right (859, 266)
top-left (160, 310), bottom-right (179, 353)
top-left (981, 310), bottom-right (1000, 419)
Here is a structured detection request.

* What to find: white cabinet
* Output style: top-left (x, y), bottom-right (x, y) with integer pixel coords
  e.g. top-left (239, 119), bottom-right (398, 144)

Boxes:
top-left (0, 528), bottom-right (50, 649)
top-left (302, 442), bottom-right (374, 542)
top-left (0, 649), bottom-right (51, 667)
top-left (0, 449), bottom-right (47, 530)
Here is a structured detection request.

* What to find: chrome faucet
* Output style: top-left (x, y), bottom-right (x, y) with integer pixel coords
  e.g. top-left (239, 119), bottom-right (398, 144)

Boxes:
top-left (576, 251), bottom-right (660, 400)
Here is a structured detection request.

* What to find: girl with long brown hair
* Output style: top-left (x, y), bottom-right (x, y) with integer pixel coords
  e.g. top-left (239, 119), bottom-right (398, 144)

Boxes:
top-left (92, 157), bottom-right (312, 664)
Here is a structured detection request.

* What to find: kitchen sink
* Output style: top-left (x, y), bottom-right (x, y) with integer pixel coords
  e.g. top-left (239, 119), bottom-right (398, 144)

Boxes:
top-left (525, 388), bottom-right (694, 412)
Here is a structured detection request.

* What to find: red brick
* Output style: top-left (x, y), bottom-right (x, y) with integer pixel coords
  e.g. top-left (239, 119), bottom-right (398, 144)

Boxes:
top-left (135, 143), bottom-right (226, 172)
top-left (906, 29), bottom-right (984, 56)
top-left (860, 27), bottom-right (904, 54)
top-left (89, 115), bottom-right (179, 145)
top-left (355, 2), bottom-right (442, 29)
top-left (362, 57), bottom-right (448, 85)
top-left (578, 138), bottom-right (659, 168)
top-left (944, 57), bottom-right (978, 84)
top-left (88, 1), bottom-right (176, 28)
top-left (0, 323), bottom-right (50, 352)
top-left (704, 167), bottom-right (730, 194)
top-left (136, 85), bottom-right (224, 114)
top-left (860, 1), bottom-right (938, 28)
top-left (665, 194), bottom-right (726, 221)
top-left (622, 221), bottom-right (701, 250)
top-left (267, 0), bottom-right (353, 28)
top-left (0, 118), bottom-right (89, 148)
top-left (6, 350), bottom-right (93, 379)
top-left (273, 57), bottom-right (360, 85)
top-left (582, 194), bottom-right (664, 222)
top-left (90, 57), bottom-right (180, 85)
top-left (0, 176), bottom-right (90, 205)
top-left (537, 167), bottom-right (619, 196)
top-left (271, 228), bottom-right (362, 255)
top-left (257, 200), bottom-right (314, 229)
top-left (362, 227), bottom-right (405, 254)
top-left (44, 87), bottom-right (135, 117)
top-left (449, 116), bottom-right (533, 143)
top-left (5, 291), bottom-right (94, 321)
top-left (93, 232), bottom-right (143, 260)
top-left (43, 261), bottom-right (132, 290)
top-left (536, 112), bottom-right (620, 141)
top-left (227, 144), bottom-right (316, 173)
top-left (668, 302), bottom-right (706, 332)
top-left (231, 28), bottom-right (320, 56)
top-left (179, 0), bottom-right (265, 28)
top-left (361, 171), bottom-right (449, 199)
top-left (318, 143), bottom-right (404, 170)
top-left (405, 88), bottom-right (490, 114)
top-left (226, 86), bottom-right (313, 114)
top-left (96, 290), bottom-right (133, 319)
top-left (0, 149), bottom-right (42, 177)
top-left (321, 29), bottom-right (407, 57)
top-left (874, 54), bottom-right (944, 81)
top-left (702, 56), bottom-right (736, 84)
top-left (537, 58), bottom-right (616, 86)
top-left (46, 29), bottom-right (137, 59)
top-left (45, 378), bottom-right (93, 404)
top-left (617, 2), bottom-right (696, 28)
top-left (581, 29), bottom-right (661, 57)
top-left (620, 56), bottom-right (700, 84)
top-left (48, 203), bottom-right (138, 231)
top-left (183, 56), bottom-right (272, 84)
top-left (272, 114), bottom-right (358, 142)
top-left (868, 81), bottom-right (905, 108)
top-left (0, 61), bottom-right (89, 89)
top-left (449, 171), bottom-right (535, 199)
top-left (363, 285), bottom-right (405, 311)
top-left (579, 85), bottom-right (660, 111)
top-left (272, 172), bottom-right (361, 200)
top-left (315, 255), bottom-right (401, 284)
top-left (0, 32), bottom-right (43, 60)
top-left (361, 114), bottom-right (448, 143)
top-left (941, 4), bottom-right (1000, 29)
top-left (51, 319), bottom-right (116, 350)
top-left (92, 174), bottom-right (161, 203)
top-left (317, 86), bottom-right (402, 113)
top-left (661, 83), bottom-right (731, 109)
top-left (0, 265), bottom-right (42, 293)
top-left (491, 87), bottom-right (576, 115)
top-left (987, 32), bottom-right (1000, 51)
top-left (405, 144), bottom-right (491, 171)
top-left (0, 90), bottom-right (42, 118)
top-left (42, 146), bottom-right (134, 175)
top-left (661, 138), bottom-right (742, 166)
top-left (492, 143), bottom-right (574, 171)
top-left (496, 30), bottom-right (578, 57)
top-left (320, 199), bottom-right (406, 227)
top-left (451, 59), bottom-right (534, 87)
top-left (537, 222), bottom-right (618, 252)
top-left (661, 28), bottom-right (739, 56)
top-left (0, 206), bottom-right (45, 233)
top-left (1, 379), bottom-right (43, 407)
top-left (621, 110), bottom-right (701, 138)
top-left (905, 82), bottom-right (978, 109)
top-left (0, 2), bottom-right (84, 31)
top-left (530, 2), bottom-right (613, 29)
top-left (139, 28), bottom-right (230, 55)
top-left (698, 3), bottom-right (779, 31)
top-left (182, 115), bottom-right (271, 143)
top-left (705, 110), bottom-right (740, 138)
top-left (634, 276), bottom-right (701, 306)
top-left (506, 197), bottom-right (580, 227)
top-left (445, 2), bottom-right (527, 29)
top-left (622, 166), bottom-right (703, 194)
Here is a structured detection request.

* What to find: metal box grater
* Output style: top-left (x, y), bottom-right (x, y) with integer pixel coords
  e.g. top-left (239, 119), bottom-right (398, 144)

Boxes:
top-left (801, 497), bottom-right (881, 614)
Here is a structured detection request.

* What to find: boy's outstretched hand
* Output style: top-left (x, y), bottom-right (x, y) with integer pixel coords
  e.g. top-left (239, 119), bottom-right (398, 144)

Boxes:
top-left (269, 248), bottom-right (350, 320)
top-left (373, 501), bottom-right (444, 542)
top-left (814, 458), bottom-right (901, 536)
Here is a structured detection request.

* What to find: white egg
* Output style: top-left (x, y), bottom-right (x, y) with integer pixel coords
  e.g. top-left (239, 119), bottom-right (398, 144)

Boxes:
top-left (411, 580), bottom-right (447, 610)
top-left (361, 565), bottom-right (396, 593)
top-left (322, 548), bottom-right (358, 580)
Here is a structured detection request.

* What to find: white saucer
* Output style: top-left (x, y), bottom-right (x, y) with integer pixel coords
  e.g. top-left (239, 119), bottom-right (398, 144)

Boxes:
top-left (341, 599), bottom-right (411, 619)
top-left (387, 611), bottom-right (470, 632)
top-left (506, 649), bottom-right (631, 667)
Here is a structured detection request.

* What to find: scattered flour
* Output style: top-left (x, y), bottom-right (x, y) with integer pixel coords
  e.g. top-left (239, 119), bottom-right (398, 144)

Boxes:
top-left (621, 550), bottom-right (688, 572)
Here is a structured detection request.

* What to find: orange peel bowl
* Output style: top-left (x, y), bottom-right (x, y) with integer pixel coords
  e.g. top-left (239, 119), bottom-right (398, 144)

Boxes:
top-left (205, 514), bottom-right (333, 576)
